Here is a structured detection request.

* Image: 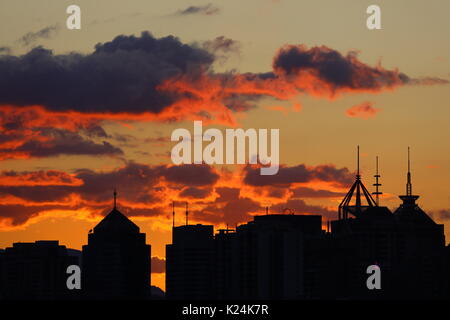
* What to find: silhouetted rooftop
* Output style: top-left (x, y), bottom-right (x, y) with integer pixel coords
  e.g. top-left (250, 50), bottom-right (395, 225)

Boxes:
top-left (359, 206), bottom-right (393, 219)
top-left (394, 203), bottom-right (438, 226)
top-left (93, 208), bottom-right (140, 234)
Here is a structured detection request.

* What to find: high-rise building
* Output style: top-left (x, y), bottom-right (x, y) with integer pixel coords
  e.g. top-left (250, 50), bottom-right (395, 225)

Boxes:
top-left (392, 148), bottom-right (445, 298)
top-left (0, 241), bottom-right (80, 300)
top-left (82, 190), bottom-right (151, 299)
top-left (230, 214), bottom-right (324, 299)
top-left (166, 224), bottom-right (215, 299)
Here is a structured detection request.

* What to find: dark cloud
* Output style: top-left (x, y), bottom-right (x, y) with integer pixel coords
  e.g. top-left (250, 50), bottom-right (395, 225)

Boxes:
top-left (0, 162), bottom-right (220, 211)
top-left (193, 187), bottom-right (261, 225)
top-left (18, 25), bottom-right (59, 46)
top-left (1, 32), bottom-right (446, 125)
top-left (0, 163), bottom-right (347, 227)
top-left (273, 45), bottom-right (406, 92)
top-left (292, 187), bottom-right (346, 198)
top-left (243, 164), bottom-right (354, 187)
top-left (429, 209), bottom-right (450, 221)
top-left (202, 36), bottom-right (240, 54)
top-left (0, 47), bottom-right (11, 54)
top-left (151, 257), bottom-right (165, 273)
top-left (0, 127), bottom-right (123, 160)
top-left (0, 203), bottom-right (75, 226)
top-left (244, 164), bottom-right (311, 186)
top-left (0, 31), bottom-right (214, 113)
top-left (179, 186), bottom-right (212, 199)
top-left (176, 4), bottom-right (220, 16)
top-left (161, 164), bottom-right (219, 186)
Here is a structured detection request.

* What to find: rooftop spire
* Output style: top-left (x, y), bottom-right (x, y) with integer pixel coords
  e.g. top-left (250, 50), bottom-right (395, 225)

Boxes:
top-left (113, 188), bottom-right (117, 209)
top-left (399, 146), bottom-right (419, 206)
top-left (406, 146), bottom-right (412, 196)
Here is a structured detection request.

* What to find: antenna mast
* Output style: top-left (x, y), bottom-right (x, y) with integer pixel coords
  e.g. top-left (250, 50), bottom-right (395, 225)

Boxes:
top-left (372, 156), bottom-right (382, 205)
top-left (185, 202), bottom-right (188, 226)
top-left (406, 147), bottom-right (412, 196)
top-left (113, 188), bottom-right (117, 209)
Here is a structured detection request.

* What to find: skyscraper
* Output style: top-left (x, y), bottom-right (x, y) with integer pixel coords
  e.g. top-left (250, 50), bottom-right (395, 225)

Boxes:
top-left (82, 190), bottom-right (151, 299)
top-left (392, 148), bottom-right (445, 298)
top-left (166, 224), bottom-right (215, 299)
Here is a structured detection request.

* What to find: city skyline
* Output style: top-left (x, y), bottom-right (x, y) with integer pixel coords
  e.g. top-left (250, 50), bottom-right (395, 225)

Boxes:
top-left (1, 162), bottom-right (448, 299)
top-left (1, 0), bottom-right (450, 292)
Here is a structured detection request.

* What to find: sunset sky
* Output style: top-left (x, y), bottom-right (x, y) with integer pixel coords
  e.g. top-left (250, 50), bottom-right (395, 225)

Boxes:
top-left (1, 0), bottom-right (450, 290)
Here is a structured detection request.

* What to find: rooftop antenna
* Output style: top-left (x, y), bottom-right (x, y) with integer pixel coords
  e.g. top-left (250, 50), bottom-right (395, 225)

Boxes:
top-left (406, 146), bottom-right (412, 196)
top-left (113, 188), bottom-right (117, 209)
top-left (399, 146), bottom-right (419, 206)
top-left (355, 145), bottom-right (361, 208)
top-left (357, 145), bottom-right (360, 178)
top-left (172, 201), bottom-right (175, 228)
top-left (372, 156), bottom-right (382, 205)
top-left (185, 202), bottom-right (188, 226)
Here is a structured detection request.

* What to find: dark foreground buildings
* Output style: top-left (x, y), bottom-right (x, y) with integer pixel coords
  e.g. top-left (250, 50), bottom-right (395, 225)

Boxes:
top-left (166, 154), bottom-right (450, 300)
top-left (0, 191), bottom-right (151, 300)
top-left (2, 153), bottom-right (450, 299)
top-left (0, 241), bottom-right (80, 300)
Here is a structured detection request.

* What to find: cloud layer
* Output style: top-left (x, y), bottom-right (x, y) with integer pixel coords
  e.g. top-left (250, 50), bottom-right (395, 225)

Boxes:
top-left (1, 31), bottom-right (446, 127)
top-left (0, 162), bottom-right (352, 227)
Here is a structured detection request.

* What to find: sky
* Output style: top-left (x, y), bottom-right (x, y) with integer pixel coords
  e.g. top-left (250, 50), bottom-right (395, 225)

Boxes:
top-left (1, 0), bottom-right (450, 291)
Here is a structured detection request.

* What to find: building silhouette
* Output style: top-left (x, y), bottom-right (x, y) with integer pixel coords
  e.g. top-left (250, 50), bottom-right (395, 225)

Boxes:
top-left (165, 148), bottom-right (449, 300)
top-left (82, 190), bottom-right (151, 299)
top-left (0, 241), bottom-right (80, 300)
top-left (2, 149), bottom-right (450, 300)
top-left (166, 224), bottom-right (215, 299)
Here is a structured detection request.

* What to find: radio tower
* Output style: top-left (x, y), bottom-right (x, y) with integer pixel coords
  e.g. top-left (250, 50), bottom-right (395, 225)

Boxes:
top-left (372, 156), bottom-right (382, 205)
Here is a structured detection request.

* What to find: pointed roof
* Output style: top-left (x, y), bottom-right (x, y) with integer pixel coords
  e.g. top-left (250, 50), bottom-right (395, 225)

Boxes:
top-left (93, 190), bottom-right (139, 234)
top-left (394, 204), bottom-right (437, 226)
top-left (394, 148), bottom-right (437, 226)
top-left (338, 146), bottom-right (378, 220)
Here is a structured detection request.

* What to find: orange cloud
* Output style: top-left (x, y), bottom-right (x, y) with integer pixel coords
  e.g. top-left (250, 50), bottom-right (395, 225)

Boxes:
top-left (0, 162), bottom-right (353, 229)
top-left (345, 101), bottom-right (380, 119)
top-left (0, 170), bottom-right (83, 186)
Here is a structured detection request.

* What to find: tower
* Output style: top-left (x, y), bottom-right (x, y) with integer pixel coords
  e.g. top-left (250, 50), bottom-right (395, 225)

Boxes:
top-left (82, 190), bottom-right (151, 299)
top-left (372, 156), bottom-right (382, 205)
top-left (393, 147), bottom-right (446, 298)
